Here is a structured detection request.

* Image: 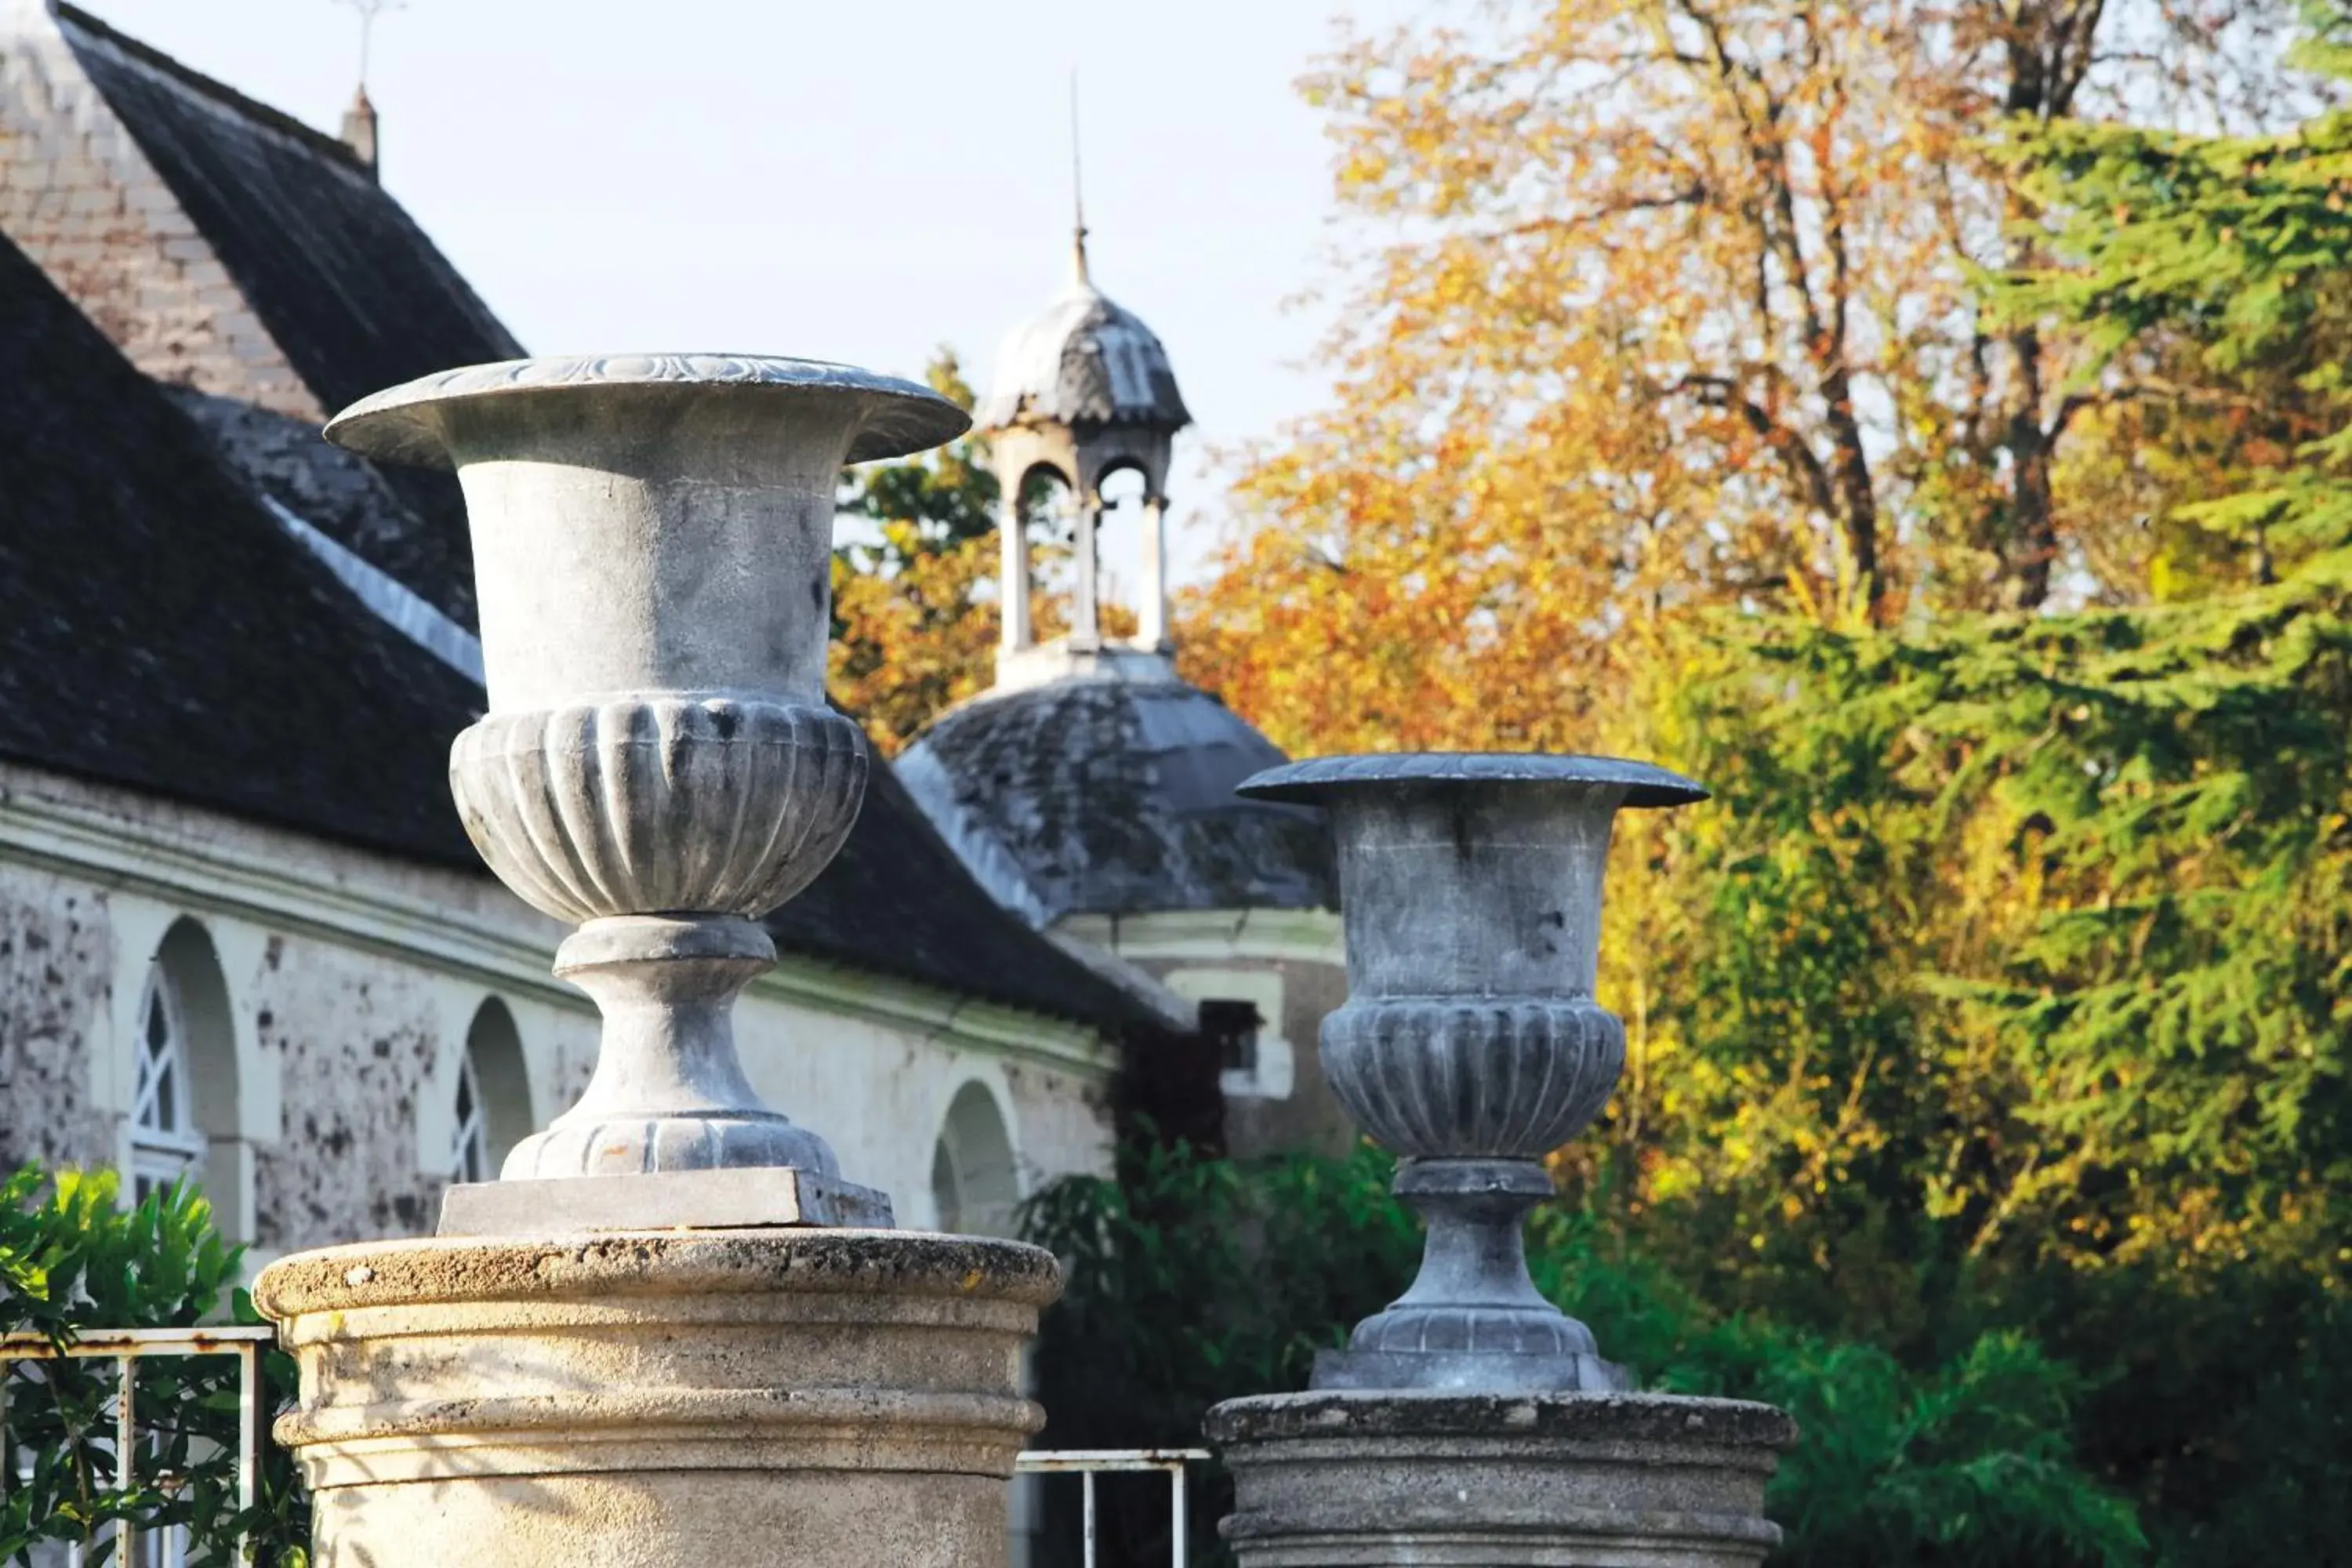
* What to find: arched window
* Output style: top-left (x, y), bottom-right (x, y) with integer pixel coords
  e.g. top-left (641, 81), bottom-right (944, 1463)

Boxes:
top-left (129, 963), bottom-right (202, 1203)
top-left (1095, 464), bottom-right (1148, 625)
top-left (127, 920), bottom-right (242, 1240)
top-left (455, 999), bottom-right (531, 1183)
top-left (930, 1081), bottom-right (1020, 1237)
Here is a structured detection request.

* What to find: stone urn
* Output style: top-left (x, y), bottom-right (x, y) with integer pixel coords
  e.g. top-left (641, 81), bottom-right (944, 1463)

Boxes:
top-left (325, 354), bottom-right (968, 1217)
top-left (1205, 753), bottom-right (1797, 1566)
top-left (255, 355), bottom-right (1058, 1568)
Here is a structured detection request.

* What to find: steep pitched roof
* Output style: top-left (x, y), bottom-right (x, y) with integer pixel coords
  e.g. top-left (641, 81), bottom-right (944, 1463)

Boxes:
top-left (41, 3), bottom-right (516, 626)
top-left (0, 230), bottom-right (487, 860)
top-left (53, 3), bottom-right (521, 414)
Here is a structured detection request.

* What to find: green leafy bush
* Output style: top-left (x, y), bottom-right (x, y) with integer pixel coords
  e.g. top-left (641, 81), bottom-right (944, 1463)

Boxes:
top-left (0, 1164), bottom-right (306, 1566)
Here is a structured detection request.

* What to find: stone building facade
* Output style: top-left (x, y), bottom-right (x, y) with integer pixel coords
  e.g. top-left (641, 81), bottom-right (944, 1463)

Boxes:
top-left (0, 1), bottom-right (1181, 1263)
top-left (0, 762), bottom-right (1126, 1266)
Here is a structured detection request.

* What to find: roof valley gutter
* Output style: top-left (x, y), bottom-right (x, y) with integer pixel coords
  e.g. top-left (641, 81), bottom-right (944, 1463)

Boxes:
top-left (263, 494), bottom-right (485, 684)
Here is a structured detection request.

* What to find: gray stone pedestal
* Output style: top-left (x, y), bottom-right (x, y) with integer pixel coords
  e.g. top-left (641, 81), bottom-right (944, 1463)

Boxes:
top-left (256, 1230), bottom-right (1055, 1568)
top-left (1207, 1392), bottom-right (1796, 1568)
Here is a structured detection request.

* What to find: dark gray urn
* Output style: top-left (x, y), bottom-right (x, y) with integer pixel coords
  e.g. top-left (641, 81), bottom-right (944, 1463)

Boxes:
top-left (1209, 754), bottom-right (1795, 1568)
top-left (1237, 753), bottom-right (1704, 1392)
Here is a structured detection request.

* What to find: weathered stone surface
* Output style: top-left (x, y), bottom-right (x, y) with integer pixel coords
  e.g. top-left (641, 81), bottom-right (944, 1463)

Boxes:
top-left (1207, 1390), bottom-right (1796, 1568)
top-left (439, 1165), bottom-right (894, 1236)
top-left (256, 1229), bottom-right (1059, 1568)
top-left (0, 762), bottom-right (1119, 1261)
top-left (0, 869), bottom-right (113, 1172)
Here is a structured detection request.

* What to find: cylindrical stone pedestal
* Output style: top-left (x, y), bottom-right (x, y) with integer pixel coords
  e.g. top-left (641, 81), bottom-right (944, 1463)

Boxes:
top-left (254, 1231), bottom-right (1057, 1568)
top-left (1207, 1392), bottom-right (1797, 1567)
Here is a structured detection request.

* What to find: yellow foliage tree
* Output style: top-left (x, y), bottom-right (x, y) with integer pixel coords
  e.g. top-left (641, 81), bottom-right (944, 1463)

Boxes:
top-left (1182, 0), bottom-right (2311, 755)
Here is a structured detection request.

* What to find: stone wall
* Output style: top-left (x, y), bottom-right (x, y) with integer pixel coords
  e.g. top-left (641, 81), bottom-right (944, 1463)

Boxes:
top-left (0, 760), bottom-right (1117, 1265)
top-left (0, 862), bottom-right (115, 1173)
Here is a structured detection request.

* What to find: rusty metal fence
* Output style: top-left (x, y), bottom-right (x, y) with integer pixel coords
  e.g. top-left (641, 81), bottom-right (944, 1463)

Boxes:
top-left (0, 1327), bottom-right (274, 1568)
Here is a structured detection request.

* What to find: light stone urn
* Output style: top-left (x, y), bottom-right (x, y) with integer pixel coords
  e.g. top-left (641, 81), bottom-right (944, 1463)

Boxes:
top-left (326, 354), bottom-right (967, 1215)
top-left (1206, 753), bottom-right (1797, 1566)
top-left (256, 356), bottom-right (1062, 1568)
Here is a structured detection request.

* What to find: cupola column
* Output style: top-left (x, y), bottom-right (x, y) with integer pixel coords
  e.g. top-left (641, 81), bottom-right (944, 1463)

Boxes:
top-left (1070, 488), bottom-right (1102, 644)
top-left (999, 466), bottom-right (1033, 653)
top-left (1138, 492), bottom-right (1171, 651)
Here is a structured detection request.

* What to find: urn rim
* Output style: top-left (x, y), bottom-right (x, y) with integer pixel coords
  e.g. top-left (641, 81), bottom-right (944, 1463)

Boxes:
top-left (324, 353), bottom-right (971, 468)
top-left (1236, 751), bottom-right (1708, 809)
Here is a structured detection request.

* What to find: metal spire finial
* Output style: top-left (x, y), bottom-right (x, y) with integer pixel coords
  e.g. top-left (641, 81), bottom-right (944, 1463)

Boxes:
top-left (1069, 69), bottom-right (1091, 287)
top-left (332, 0), bottom-right (406, 93)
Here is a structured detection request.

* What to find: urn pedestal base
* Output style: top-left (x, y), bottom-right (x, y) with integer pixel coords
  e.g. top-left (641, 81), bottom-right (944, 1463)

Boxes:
top-left (437, 1166), bottom-right (895, 1235)
top-left (1206, 1391), bottom-right (1796, 1568)
top-left (254, 1230), bottom-right (1058, 1568)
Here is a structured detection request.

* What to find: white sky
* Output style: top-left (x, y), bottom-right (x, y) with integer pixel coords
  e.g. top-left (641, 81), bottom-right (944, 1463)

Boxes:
top-left (76, 0), bottom-right (1414, 589)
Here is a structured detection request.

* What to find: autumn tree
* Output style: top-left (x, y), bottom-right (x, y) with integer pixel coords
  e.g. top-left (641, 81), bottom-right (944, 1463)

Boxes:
top-left (830, 352), bottom-right (1000, 755)
top-left (1163, 7), bottom-right (2352, 1554)
top-left (1182, 0), bottom-right (2320, 759)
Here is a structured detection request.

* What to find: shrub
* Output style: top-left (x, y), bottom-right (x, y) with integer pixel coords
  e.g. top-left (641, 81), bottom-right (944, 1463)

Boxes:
top-left (0, 1164), bottom-right (306, 1567)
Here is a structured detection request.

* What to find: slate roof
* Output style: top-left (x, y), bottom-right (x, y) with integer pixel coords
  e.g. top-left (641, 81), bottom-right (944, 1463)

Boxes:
top-left (164, 387), bottom-right (479, 630)
top-left (975, 241), bottom-right (1191, 433)
top-left (898, 674), bottom-right (1337, 927)
top-left (55, 2), bottom-right (514, 626)
top-left (0, 232), bottom-right (1160, 1035)
top-left (0, 230), bottom-right (487, 862)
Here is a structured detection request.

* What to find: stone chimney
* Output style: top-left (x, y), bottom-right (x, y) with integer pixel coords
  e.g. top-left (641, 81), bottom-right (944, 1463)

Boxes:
top-left (339, 85), bottom-right (378, 178)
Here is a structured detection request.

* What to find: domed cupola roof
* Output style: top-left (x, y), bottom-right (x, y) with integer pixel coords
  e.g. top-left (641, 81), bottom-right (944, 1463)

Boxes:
top-left (974, 235), bottom-right (1191, 434)
top-left (897, 670), bottom-right (1334, 928)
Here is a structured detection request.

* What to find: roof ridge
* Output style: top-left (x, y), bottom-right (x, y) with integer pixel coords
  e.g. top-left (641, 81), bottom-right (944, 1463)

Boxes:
top-left (55, 3), bottom-right (368, 174)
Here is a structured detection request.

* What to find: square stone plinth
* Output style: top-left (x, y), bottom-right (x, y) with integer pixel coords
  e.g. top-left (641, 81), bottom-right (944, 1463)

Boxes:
top-left (437, 1167), bottom-right (895, 1235)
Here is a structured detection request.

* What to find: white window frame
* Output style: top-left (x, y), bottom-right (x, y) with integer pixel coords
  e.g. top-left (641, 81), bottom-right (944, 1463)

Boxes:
top-left (452, 1051), bottom-right (491, 1185)
top-left (128, 964), bottom-right (205, 1202)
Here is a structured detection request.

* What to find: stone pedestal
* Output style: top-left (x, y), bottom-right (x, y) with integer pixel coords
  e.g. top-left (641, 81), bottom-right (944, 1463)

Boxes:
top-left (1207, 1392), bottom-right (1795, 1568)
top-left (254, 1230), bottom-right (1057, 1568)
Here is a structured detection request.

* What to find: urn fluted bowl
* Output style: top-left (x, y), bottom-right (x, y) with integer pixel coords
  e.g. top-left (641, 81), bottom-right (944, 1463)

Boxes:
top-left (1240, 753), bottom-right (1704, 1162)
top-left (327, 354), bottom-right (968, 1189)
top-left (447, 697), bottom-right (867, 927)
top-left (1239, 752), bottom-right (1706, 1392)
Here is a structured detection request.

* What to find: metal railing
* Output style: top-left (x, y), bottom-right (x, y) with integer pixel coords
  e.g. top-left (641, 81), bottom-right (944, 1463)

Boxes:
top-left (0, 1327), bottom-right (274, 1568)
top-left (1015, 1448), bottom-right (1210, 1568)
top-left (2, 1345), bottom-right (1193, 1568)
